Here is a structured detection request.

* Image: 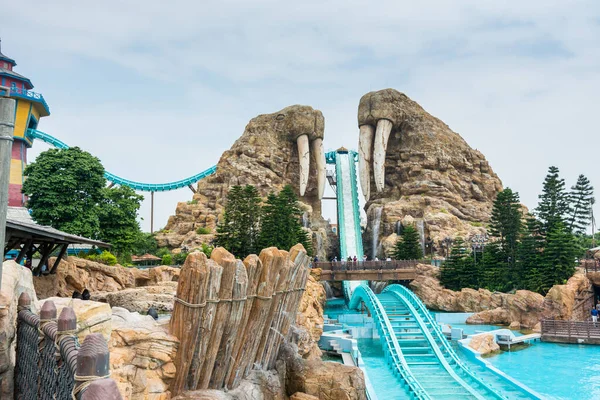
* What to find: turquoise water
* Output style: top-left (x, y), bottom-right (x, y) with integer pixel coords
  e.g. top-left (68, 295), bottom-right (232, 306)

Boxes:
top-left (357, 338), bottom-right (410, 400)
top-left (325, 300), bottom-right (600, 399)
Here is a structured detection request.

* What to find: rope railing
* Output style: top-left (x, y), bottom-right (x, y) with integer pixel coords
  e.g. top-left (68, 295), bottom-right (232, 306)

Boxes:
top-left (14, 293), bottom-right (123, 400)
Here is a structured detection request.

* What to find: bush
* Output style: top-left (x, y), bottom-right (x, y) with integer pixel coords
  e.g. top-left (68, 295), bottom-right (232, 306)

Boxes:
top-left (98, 251), bottom-right (118, 266)
top-left (187, 199), bottom-right (198, 205)
top-left (162, 254), bottom-right (173, 265)
top-left (201, 243), bottom-right (213, 258)
top-left (173, 252), bottom-right (188, 265)
top-left (196, 226), bottom-right (211, 235)
top-left (156, 247), bottom-right (170, 258)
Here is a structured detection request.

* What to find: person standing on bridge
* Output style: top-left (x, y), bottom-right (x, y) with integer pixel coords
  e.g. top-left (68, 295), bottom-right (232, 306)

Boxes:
top-left (591, 308), bottom-right (598, 325)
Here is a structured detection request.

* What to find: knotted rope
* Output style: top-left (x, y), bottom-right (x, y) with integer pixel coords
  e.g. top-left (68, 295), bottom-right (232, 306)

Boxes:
top-left (71, 372), bottom-right (111, 400)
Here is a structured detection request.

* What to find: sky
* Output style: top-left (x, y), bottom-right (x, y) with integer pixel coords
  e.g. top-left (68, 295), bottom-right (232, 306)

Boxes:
top-left (2, 1), bottom-right (600, 232)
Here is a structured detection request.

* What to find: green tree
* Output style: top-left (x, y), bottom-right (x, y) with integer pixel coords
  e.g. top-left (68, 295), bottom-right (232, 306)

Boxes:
top-left (567, 174), bottom-right (594, 234)
top-left (518, 215), bottom-right (545, 292)
top-left (393, 225), bottom-right (423, 260)
top-left (97, 186), bottom-right (144, 256)
top-left (132, 232), bottom-right (158, 256)
top-left (480, 242), bottom-right (508, 292)
top-left (259, 185), bottom-right (312, 253)
top-left (542, 223), bottom-right (577, 293)
top-left (161, 254), bottom-right (173, 265)
top-left (488, 188), bottom-right (523, 286)
top-left (536, 166), bottom-right (569, 234)
top-left (215, 185), bottom-right (262, 258)
top-left (22, 147), bottom-right (106, 238)
top-left (440, 238), bottom-right (475, 290)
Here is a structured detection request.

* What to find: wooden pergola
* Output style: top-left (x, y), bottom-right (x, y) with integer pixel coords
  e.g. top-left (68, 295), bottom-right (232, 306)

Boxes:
top-left (3, 209), bottom-right (110, 274)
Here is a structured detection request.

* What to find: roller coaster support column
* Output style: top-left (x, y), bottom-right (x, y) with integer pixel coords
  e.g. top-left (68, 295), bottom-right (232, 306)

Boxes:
top-left (151, 191), bottom-right (155, 233)
top-left (0, 97), bottom-right (16, 289)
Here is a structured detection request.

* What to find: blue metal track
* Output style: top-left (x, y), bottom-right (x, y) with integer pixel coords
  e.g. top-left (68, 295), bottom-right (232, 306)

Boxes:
top-left (348, 284), bottom-right (506, 399)
top-left (27, 129), bottom-right (217, 192)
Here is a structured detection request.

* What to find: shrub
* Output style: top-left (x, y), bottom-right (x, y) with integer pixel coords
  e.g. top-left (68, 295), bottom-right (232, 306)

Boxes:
top-left (156, 247), bottom-right (170, 258)
top-left (196, 226), bottom-right (211, 235)
top-left (187, 199), bottom-right (198, 205)
top-left (98, 251), bottom-right (118, 266)
top-left (201, 243), bottom-right (213, 258)
top-left (162, 254), bottom-right (173, 265)
top-left (470, 221), bottom-right (483, 227)
top-left (173, 252), bottom-right (188, 265)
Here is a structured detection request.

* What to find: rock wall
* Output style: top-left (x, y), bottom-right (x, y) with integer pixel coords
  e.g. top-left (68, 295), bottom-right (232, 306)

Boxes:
top-left (410, 264), bottom-right (592, 329)
top-left (157, 105), bottom-right (334, 260)
top-left (0, 261), bottom-right (39, 399)
top-left (295, 272), bottom-right (327, 360)
top-left (356, 89), bottom-right (503, 258)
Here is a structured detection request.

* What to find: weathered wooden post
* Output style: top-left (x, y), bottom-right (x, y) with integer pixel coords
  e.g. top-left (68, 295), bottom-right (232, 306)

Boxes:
top-left (39, 300), bottom-right (58, 399)
top-left (17, 292), bottom-right (31, 312)
top-left (209, 259), bottom-right (248, 389)
top-left (169, 252), bottom-right (210, 395)
top-left (224, 254), bottom-right (263, 389)
top-left (73, 333), bottom-right (121, 399)
top-left (57, 307), bottom-right (78, 400)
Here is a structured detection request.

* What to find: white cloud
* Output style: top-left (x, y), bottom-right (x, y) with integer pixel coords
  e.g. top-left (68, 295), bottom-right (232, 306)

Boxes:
top-left (2, 1), bottom-right (599, 232)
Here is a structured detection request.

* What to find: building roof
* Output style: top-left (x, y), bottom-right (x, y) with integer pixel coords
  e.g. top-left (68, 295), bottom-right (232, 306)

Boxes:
top-left (0, 68), bottom-right (33, 88)
top-left (0, 39), bottom-right (16, 66)
top-left (5, 207), bottom-right (110, 248)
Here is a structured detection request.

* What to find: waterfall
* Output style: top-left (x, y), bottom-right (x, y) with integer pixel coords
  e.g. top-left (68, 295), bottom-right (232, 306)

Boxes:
top-left (396, 220), bottom-right (402, 235)
top-left (370, 281), bottom-right (388, 294)
top-left (372, 207), bottom-right (383, 260)
top-left (321, 281), bottom-right (334, 299)
top-left (302, 211), bottom-right (309, 228)
top-left (416, 219), bottom-right (426, 256)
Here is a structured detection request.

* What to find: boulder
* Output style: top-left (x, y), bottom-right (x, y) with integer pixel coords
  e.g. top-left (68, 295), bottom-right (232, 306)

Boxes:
top-left (468, 334), bottom-right (499, 355)
top-left (110, 307), bottom-right (179, 400)
top-left (99, 283), bottom-right (177, 313)
top-left (291, 394), bottom-right (319, 400)
top-left (0, 261), bottom-right (38, 398)
top-left (35, 297), bottom-right (112, 341)
top-left (280, 343), bottom-right (366, 400)
top-left (508, 321), bottom-right (521, 330)
top-left (295, 274), bottom-right (326, 359)
top-left (148, 266), bottom-right (180, 285)
top-left (466, 308), bottom-right (509, 325)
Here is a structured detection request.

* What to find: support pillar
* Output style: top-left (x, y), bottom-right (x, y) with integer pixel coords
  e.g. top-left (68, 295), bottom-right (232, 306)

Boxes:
top-left (150, 191), bottom-right (155, 233)
top-left (0, 97), bottom-right (16, 290)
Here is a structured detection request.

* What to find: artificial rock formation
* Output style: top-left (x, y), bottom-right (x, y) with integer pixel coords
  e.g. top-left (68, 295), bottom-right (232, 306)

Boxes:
top-left (157, 105), bottom-right (335, 260)
top-left (0, 261), bottom-right (38, 398)
top-left (411, 264), bottom-right (592, 329)
top-left (468, 334), bottom-right (499, 355)
top-left (295, 273), bottom-right (327, 360)
top-left (357, 89), bottom-right (503, 257)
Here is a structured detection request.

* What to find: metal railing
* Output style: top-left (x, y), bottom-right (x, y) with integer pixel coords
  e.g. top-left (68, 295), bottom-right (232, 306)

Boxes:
top-left (315, 260), bottom-right (418, 271)
top-left (14, 293), bottom-right (122, 399)
top-left (1, 87), bottom-right (51, 114)
top-left (542, 319), bottom-right (600, 339)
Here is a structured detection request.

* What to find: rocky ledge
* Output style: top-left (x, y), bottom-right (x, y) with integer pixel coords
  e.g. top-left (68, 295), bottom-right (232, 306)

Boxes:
top-left (410, 264), bottom-right (592, 330)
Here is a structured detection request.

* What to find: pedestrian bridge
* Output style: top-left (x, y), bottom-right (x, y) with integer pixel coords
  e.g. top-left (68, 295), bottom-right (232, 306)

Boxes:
top-left (314, 260), bottom-right (418, 281)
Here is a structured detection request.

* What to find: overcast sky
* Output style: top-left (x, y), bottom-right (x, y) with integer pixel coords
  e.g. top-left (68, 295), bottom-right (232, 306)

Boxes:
top-left (3, 1), bottom-right (599, 232)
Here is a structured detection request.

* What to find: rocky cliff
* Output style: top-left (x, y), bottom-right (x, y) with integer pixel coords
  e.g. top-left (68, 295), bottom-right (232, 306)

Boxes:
top-left (410, 264), bottom-right (592, 329)
top-left (158, 105), bottom-right (335, 260)
top-left (356, 89), bottom-right (503, 257)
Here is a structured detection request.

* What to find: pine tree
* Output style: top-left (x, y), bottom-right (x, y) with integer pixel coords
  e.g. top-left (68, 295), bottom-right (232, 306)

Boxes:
top-left (567, 174), bottom-right (595, 234)
top-left (215, 185), bottom-right (262, 258)
top-left (480, 242), bottom-right (507, 292)
top-left (536, 166), bottom-right (570, 234)
top-left (518, 215), bottom-right (544, 292)
top-left (393, 225), bottom-right (423, 260)
top-left (489, 188), bottom-right (523, 285)
top-left (542, 222), bottom-right (577, 293)
top-left (440, 238), bottom-right (474, 290)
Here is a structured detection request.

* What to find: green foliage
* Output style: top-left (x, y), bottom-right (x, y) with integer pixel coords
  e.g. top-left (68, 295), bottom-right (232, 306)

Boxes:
top-left (196, 226), bottom-right (212, 235)
top-left (518, 215), bottom-right (545, 292)
top-left (161, 254), bottom-right (173, 265)
top-left (187, 199), bottom-right (198, 205)
top-left (22, 147), bottom-right (106, 238)
top-left (97, 186), bottom-right (144, 256)
top-left (215, 185), bottom-right (262, 258)
top-left (393, 225), bottom-right (423, 260)
top-left (489, 188), bottom-right (522, 285)
top-left (259, 185), bottom-right (312, 255)
top-left (156, 247), bottom-right (171, 258)
top-left (440, 238), bottom-right (479, 290)
top-left (98, 251), bottom-right (118, 266)
top-left (567, 174), bottom-right (594, 234)
top-left (173, 252), bottom-right (188, 265)
top-left (542, 223), bottom-right (577, 292)
top-left (200, 243), bottom-right (213, 258)
top-left (132, 233), bottom-right (158, 256)
top-left (535, 166), bottom-right (570, 233)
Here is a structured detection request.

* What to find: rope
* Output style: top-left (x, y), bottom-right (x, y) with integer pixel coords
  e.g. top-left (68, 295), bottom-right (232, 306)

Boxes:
top-left (71, 373), bottom-right (111, 400)
top-left (205, 298), bottom-right (220, 304)
top-left (255, 295), bottom-right (272, 301)
top-left (55, 329), bottom-right (78, 358)
top-left (174, 297), bottom-right (206, 308)
top-left (38, 319), bottom-right (54, 345)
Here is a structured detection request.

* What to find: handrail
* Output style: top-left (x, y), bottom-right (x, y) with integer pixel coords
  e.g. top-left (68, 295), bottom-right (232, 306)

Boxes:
top-left (349, 284), bottom-right (430, 400)
top-left (27, 129), bottom-right (218, 192)
top-left (384, 285), bottom-right (505, 399)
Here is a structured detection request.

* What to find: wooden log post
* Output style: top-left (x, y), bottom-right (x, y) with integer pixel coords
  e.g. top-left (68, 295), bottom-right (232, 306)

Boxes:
top-left (255, 250), bottom-right (292, 368)
top-left (233, 248), bottom-right (285, 383)
top-left (57, 306), bottom-right (77, 357)
top-left (224, 254), bottom-right (263, 389)
top-left (73, 333), bottom-right (119, 399)
top-left (17, 292), bottom-right (31, 312)
top-left (169, 252), bottom-right (210, 395)
top-left (266, 244), bottom-right (310, 369)
top-left (209, 258), bottom-right (248, 389)
top-left (187, 259), bottom-right (222, 389)
top-left (197, 248), bottom-right (238, 389)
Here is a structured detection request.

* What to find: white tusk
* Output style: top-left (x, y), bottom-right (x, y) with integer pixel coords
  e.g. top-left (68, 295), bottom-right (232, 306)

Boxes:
top-left (297, 134), bottom-right (310, 196)
top-left (373, 119), bottom-right (392, 192)
top-left (358, 125), bottom-right (374, 201)
top-left (312, 138), bottom-right (326, 199)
